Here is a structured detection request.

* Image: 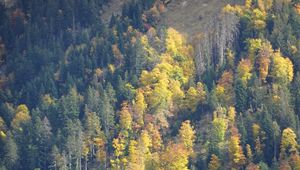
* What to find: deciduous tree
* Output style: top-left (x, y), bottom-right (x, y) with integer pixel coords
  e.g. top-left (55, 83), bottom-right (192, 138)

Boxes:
top-left (270, 51), bottom-right (294, 85)
top-left (178, 120), bottom-right (196, 151)
top-left (208, 154), bottom-right (221, 170)
top-left (280, 128), bottom-right (297, 159)
top-left (229, 127), bottom-right (246, 168)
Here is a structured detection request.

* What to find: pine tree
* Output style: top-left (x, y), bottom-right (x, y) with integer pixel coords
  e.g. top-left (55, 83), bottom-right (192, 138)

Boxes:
top-left (235, 78), bottom-right (248, 113)
top-left (3, 131), bottom-right (18, 169)
top-left (100, 85), bottom-right (116, 139)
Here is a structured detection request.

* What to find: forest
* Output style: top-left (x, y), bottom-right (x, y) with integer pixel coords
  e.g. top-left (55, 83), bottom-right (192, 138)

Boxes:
top-left (1, 0), bottom-right (300, 169)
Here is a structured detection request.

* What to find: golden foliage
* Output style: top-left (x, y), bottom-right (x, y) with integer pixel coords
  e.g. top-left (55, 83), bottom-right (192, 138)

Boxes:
top-left (223, 4), bottom-right (237, 13)
top-left (0, 117), bottom-right (6, 139)
top-left (252, 8), bottom-right (267, 29)
top-left (214, 71), bottom-right (234, 106)
top-left (127, 140), bottom-right (145, 170)
top-left (245, 0), bottom-right (252, 9)
top-left (295, 3), bottom-right (300, 15)
top-left (138, 27), bottom-right (196, 116)
top-left (139, 130), bottom-right (152, 156)
top-left (246, 144), bottom-right (253, 161)
top-left (280, 128), bottom-right (297, 157)
top-left (111, 136), bottom-right (127, 169)
top-left (208, 154), bottom-right (221, 170)
top-left (146, 123), bottom-right (162, 151)
top-left (247, 39), bottom-right (263, 62)
top-left (160, 142), bottom-right (189, 170)
top-left (178, 120), bottom-right (196, 150)
top-left (108, 64), bottom-right (116, 74)
top-left (94, 137), bottom-right (106, 163)
top-left (223, 4), bottom-right (244, 15)
top-left (165, 27), bottom-right (186, 56)
top-left (257, 0), bottom-right (273, 11)
top-left (290, 153), bottom-right (300, 170)
top-left (271, 51), bottom-right (294, 85)
top-left (134, 89), bottom-right (147, 127)
top-left (257, 41), bottom-right (273, 81)
top-left (11, 104), bottom-right (31, 130)
top-left (252, 123), bottom-right (261, 139)
top-left (0, 116), bottom-right (6, 130)
top-left (165, 28), bottom-right (195, 80)
top-left (229, 127), bottom-right (246, 167)
top-left (227, 106), bottom-right (236, 123)
top-left (212, 116), bottom-right (228, 143)
top-left (119, 102), bottom-right (133, 131)
top-left (237, 58), bottom-right (253, 86)
top-left (0, 131), bottom-right (6, 139)
top-left (185, 82), bottom-right (206, 112)
top-left (169, 79), bottom-right (185, 103)
top-left (82, 142), bottom-right (89, 158)
top-left (290, 45), bottom-right (298, 54)
top-left (147, 72), bottom-right (172, 111)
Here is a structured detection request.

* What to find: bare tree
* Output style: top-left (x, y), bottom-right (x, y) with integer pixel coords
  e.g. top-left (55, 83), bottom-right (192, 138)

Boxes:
top-left (194, 12), bottom-right (239, 78)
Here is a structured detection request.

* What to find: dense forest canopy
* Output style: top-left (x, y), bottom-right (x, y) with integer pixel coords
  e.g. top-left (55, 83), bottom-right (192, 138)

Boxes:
top-left (1, 0), bottom-right (300, 169)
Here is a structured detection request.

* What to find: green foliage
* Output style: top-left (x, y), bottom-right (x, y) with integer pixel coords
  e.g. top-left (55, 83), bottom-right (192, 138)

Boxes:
top-left (234, 78), bottom-right (248, 113)
top-left (1, 0), bottom-right (300, 169)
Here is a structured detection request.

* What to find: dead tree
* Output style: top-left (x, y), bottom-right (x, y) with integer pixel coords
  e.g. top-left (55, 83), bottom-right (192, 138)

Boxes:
top-left (194, 12), bottom-right (239, 78)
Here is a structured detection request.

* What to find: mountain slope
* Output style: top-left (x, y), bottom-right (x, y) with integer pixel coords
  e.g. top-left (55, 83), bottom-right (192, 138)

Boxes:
top-left (161, 0), bottom-right (237, 37)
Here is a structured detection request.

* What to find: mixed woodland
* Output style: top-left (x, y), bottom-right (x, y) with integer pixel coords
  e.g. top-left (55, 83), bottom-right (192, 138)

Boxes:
top-left (1, 0), bottom-right (300, 169)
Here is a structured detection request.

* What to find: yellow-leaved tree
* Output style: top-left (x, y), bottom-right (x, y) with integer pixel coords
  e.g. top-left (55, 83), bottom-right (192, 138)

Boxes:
top-left (160, 142), bottom-right (189, 170)
top-left (185, 82), bottom-right (206, 112)
top-left (111, 135), bottom-right (127, 169)
top-left (11, 104), bottom-right (31, 130)
top-left (165, 28), bottom-right (190, 58)
top-left (227, 106), bottom-right (236, 124)
top-left (208, 154), bottom-right (221, 170)
top-left (229, 127), bottom-right (246, 168)
top-left (257, 0), bottom-right (273, 11)
top-left (247, 38), bottom-right (262, 63)
top-left (178, 120), bottom-right (196, 152)
top-left (257, 40), bottom-right (273, 81)
top-left (270, 50), bottom-right (294, 85)
top-left (165, 28), bottom-right (195, 81)
top-left (146, 123), bottom-right (162, 151)
top-left (280, 128), bottom-right (297, 159)
top-left (127, 140), bottom-right (141, 169)
top-left (0, 116), bottom-right (6, 139)
top-left (237, 58), bottom-right (253, 86)
top-left (214, 71), bottom-right (234, 106)
top-left (138, 130), bottom-right (153, 169)
top-left (119, 102), bottom-right (133, 132)
top-left (133, 89), bottom-right (147, 127)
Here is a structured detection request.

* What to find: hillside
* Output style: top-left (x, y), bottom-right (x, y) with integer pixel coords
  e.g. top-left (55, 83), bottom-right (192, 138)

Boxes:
top-left (162, 0), bottom-right (231, 36)
top-left (1, 0), bottom-right (300, 170)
